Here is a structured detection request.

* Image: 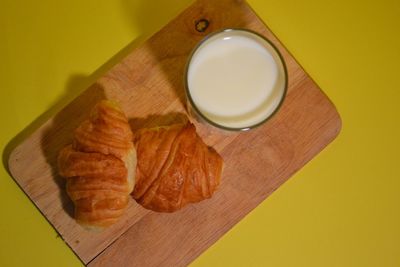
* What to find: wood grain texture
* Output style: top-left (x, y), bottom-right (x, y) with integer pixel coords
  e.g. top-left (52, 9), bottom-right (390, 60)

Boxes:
top-left (8, 0), bottom-right (341, 265)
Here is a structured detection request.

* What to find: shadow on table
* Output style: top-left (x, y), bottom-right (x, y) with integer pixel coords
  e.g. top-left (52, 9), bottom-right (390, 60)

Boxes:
top-left (2, 0), bottom-right (193, 175)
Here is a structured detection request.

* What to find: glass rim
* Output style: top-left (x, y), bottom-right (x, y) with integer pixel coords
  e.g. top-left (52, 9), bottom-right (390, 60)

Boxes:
top-left (184, 28), bottom-right (288, 132)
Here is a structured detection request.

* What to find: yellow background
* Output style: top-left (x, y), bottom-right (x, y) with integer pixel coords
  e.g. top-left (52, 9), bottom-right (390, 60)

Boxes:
top-left (1, 0), bottom-right (399, 266)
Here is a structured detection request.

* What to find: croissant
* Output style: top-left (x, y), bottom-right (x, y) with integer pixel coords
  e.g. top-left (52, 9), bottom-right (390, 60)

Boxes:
top-left (58, 100), bottom-right (136, 229)
top-left (132, 122), bottom-right (223, 212)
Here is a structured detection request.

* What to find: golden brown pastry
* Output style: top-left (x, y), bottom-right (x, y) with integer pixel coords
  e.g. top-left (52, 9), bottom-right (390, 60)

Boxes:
top-left (58, 100), bottom-right (136, 229)
top-left (132, 122), bottom-right (223, 212)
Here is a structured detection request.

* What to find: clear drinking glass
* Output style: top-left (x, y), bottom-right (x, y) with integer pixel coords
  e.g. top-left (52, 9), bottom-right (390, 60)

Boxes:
top-left (184, 28), bottom-right (288, 131)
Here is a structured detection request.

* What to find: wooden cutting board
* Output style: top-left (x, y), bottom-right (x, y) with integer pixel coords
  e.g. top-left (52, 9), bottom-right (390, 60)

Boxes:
top-left (8, 0), bottom-right (341, 266)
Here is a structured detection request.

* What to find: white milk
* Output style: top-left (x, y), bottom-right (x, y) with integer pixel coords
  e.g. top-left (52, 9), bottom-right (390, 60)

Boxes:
top-left (187, 30), bottom-right (286, 129)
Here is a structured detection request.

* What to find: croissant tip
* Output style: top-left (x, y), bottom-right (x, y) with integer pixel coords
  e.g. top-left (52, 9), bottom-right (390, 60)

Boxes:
top-left (97, 99), bottom-right (122, 112)
top-left (98, 99), bottom-right (121, 108)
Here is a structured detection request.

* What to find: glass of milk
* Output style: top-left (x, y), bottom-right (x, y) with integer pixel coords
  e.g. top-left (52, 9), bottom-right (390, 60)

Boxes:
top-left (185, 28), bottom-right (288, 131)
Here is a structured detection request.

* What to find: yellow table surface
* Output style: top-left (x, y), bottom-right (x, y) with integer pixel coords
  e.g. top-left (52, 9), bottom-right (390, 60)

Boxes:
top-left (1, 0), bottom-right (399, 266)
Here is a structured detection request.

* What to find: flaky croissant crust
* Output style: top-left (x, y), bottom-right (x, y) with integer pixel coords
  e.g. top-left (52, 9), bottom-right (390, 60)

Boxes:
top-left (58, 100), bottom-right (136, 229)
top-left (132, 122), bottom-right (223, 212)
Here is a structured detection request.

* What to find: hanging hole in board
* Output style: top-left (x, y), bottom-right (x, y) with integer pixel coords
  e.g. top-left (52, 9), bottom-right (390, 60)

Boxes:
top-left (195, 19), bottom-right (210, 32)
